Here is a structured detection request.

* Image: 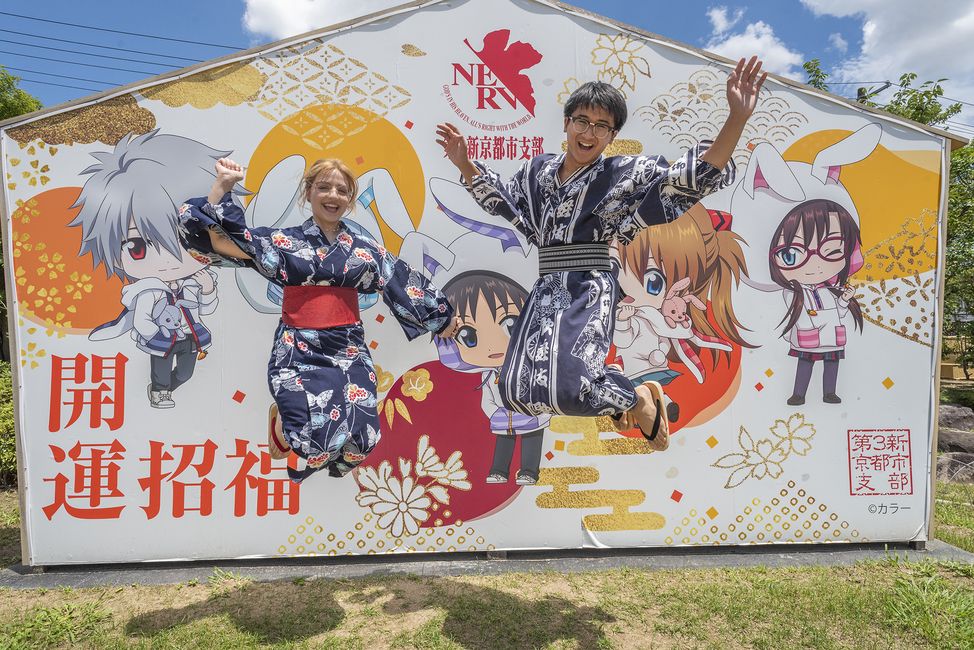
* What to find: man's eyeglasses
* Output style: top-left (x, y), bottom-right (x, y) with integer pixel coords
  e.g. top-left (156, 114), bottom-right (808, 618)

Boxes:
top-left (770, 237), bottom-right (845, 270)
top-left (567, 116), bottom-right (615, 139)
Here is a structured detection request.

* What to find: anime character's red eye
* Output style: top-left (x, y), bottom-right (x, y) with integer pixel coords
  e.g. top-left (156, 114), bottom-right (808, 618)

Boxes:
top-left (123, 237), bottom-right (148, 261)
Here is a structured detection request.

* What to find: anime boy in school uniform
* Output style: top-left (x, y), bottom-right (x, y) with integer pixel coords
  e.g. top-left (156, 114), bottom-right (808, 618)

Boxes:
top-left (70, 130), bottom-right (240, 409)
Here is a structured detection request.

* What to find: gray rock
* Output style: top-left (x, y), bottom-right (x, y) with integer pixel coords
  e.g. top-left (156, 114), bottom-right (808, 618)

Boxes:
top-left (939, 404), bottom-right (974, 431)
top-left (938, 427), bottom-right (974, 453)
top-left (937, 452), bottom-right (974, 483)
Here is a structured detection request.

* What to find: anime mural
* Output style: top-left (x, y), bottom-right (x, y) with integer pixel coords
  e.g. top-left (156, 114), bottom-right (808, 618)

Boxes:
top-left (0, 0), bottom-right (952, 565)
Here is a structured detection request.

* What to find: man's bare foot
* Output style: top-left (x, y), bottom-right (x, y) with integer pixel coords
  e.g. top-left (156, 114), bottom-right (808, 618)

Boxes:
top-left (610, 410), bottom-right (634, 432)
top-left (629, 381), bottom-right (669, 451)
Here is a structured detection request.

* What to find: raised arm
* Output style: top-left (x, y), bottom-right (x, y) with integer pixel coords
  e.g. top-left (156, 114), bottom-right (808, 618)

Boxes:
top-left (179, 158), bottom-right (286, 281)
top-left (700, 56), bottom-right (767, 170)
top-left (203, 158), bottom-right (251, 261)
top-left (435, 122), bottom-right (536, 242)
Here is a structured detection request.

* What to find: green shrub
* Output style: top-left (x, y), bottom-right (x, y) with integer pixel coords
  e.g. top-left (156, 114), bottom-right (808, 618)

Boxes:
top-left (0, 361), bottom-right (15, 487)
top-left (941, 387), bottom-right (974, 411)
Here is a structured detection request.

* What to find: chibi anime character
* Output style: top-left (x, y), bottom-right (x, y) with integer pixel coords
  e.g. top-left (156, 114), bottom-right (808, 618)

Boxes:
top-left (392, 176), bottom-right (548, 485)
top-left (440, 269), bottom-right (548, 485)
top-left (615, 206), bottom-right (750, 420)
top-left (70, 130), bottom-right (240, 408)
top-left (770, 200), bottom-right (863, 405)
top-left (726, 123), bottom-right (879, 405)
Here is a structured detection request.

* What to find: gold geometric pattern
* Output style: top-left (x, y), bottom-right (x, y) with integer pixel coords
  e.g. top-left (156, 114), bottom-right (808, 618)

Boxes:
top-left (250, 40), bottom-right (411, 124)
top-left (536, 467), bottom-right (665, 531)
top-left (666, 481), bottom-right (861, 545)
top-left (635, 68), bottom-right (808, 166)
top-left (140, 62), bottom-right (267, 108)
top-left (851, 209), bottom-right (938, 346)
top-left (277, 512), bottom-right (494, 557)
top-left (6, 95), bottom-right (156, 146)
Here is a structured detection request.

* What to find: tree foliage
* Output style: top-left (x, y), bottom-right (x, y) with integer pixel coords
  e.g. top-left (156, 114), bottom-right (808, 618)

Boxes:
top-left (802, 59), bottom-right (830, 92)
top-left (859, 73), bottom-right (962, 127)
top-left (0, 66), bottom-right (41, 122)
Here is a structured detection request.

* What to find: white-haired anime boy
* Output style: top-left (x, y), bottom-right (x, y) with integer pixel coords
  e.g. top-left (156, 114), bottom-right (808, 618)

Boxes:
top-left (71, 130), bottom-right (243, 409)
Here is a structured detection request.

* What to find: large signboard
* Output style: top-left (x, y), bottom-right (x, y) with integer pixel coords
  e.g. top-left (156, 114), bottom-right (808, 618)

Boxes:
top-left (0, 0), bottom-right (950, 564)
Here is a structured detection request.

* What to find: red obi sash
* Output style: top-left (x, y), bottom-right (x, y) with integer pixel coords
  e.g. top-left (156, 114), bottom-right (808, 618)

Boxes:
top-left (282, 286), bottom-right (360, 328)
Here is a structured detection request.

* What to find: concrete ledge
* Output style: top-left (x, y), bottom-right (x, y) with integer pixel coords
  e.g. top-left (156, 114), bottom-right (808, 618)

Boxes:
top-left (2, 540), bottom-right (971, 590)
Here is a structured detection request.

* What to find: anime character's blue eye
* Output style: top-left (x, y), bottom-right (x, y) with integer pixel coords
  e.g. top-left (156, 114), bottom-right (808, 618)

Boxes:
top-left (457, 325), bottom-right (478, 348)
top-left (774, 246), bottom-right (805, 269)
top-left (123, 237), bottom-right (147, 261)
top-left (644, 269), bottom-right (666, 296)
top-left (499, 315), bottom-right (518, 337)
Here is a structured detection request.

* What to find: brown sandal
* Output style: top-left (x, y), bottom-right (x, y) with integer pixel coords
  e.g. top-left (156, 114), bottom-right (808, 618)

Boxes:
top-left (634, 381), bottom-right (670, 451)
top-left (268, 403), bottom-right (291, 460)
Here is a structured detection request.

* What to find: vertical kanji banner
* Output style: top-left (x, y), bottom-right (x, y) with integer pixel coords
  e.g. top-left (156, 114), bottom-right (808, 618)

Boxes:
top-left (1, 0), bottom-right (951, 565)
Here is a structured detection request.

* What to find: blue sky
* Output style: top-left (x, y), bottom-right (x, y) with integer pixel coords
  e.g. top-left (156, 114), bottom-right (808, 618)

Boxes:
top-left (3, 0), bottom-right (973, 136)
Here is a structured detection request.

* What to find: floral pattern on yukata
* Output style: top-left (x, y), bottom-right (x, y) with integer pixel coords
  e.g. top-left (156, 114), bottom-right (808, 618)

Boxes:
top-left (179, 194), bottom-right (453, 481)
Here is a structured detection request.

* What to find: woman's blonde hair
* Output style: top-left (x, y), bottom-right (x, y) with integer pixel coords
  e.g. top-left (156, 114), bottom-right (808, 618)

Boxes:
top-left (300, 158), bottom-right (358, 209)
top-left (619, 207), bottom-right (753, 365)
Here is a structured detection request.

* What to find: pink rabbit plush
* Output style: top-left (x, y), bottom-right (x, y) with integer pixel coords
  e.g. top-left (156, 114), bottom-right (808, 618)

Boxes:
top-left (661, 277), bottom-right (706, 329)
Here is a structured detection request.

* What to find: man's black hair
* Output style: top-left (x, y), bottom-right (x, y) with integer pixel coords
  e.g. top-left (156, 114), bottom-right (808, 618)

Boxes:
top-left (563, 81), bottom-right (628, 131)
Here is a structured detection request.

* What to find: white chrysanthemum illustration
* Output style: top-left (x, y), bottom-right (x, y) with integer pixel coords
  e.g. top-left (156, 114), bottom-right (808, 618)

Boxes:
top-left (414, 435), bottom-right (472, 491)
top-left (356, 459), bottom-right (431, 536)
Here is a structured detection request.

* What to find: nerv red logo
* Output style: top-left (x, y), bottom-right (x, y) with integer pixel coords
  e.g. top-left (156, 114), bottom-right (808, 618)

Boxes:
top-left (443, 29), bottom-right (543, 132)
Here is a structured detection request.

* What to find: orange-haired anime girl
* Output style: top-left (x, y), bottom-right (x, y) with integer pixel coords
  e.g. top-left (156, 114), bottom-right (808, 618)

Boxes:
top-left (615, 207), bottom-right (751, 420)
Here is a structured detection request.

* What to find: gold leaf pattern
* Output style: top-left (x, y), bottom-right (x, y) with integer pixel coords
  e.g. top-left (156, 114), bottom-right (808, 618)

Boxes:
top-left (850, 209), bottom-right (938, 346)
top-left (393, 397), bottom-right (412, 424)
top-left (535, 467), bottom-right (664, 531)
top-left (6, 95), bottom-right (156, 146)
top-left (140, 62), bottom-right (267, 108)
top-left (401, 44), bottom-right (426, 57)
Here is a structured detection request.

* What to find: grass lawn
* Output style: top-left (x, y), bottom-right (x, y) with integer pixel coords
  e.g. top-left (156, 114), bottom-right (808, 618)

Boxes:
top-left (0, 486), bottom-right (971, 649)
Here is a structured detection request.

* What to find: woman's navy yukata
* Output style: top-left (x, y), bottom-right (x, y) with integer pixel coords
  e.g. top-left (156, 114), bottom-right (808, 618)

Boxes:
top-left (466, 142), bottom-right (734, 418)
top-left (179, 194), bottom-right (453, 482)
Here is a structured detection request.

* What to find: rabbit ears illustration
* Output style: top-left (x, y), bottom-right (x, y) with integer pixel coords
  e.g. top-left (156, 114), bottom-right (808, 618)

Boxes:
top-left (742, 123), bottom-right (882, 206)
top-left (731, 123), bottom-right (882, 288)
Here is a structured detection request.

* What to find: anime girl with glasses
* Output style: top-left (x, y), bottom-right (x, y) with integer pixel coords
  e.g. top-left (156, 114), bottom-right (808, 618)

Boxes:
top-left (769, 199), bottom-right (863, 406)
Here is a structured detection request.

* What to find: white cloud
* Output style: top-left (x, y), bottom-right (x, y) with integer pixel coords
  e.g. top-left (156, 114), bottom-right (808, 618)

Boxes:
top-left (243, 0), bottom-right (402, 40)
top-left (801, 0), bottom-right (974, 128)
top-left (707, 20), bottom-right (805, 80)
top-left (828, 32), bottom-right (848, 54)
top-left (707, 6), bottom-right (745, 35)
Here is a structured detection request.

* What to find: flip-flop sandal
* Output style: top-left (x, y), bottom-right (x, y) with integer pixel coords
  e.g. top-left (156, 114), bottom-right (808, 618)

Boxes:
top-left (636, 381), bottom-right (670, 451)
top-left (267, 403), bottom-right (291, 460)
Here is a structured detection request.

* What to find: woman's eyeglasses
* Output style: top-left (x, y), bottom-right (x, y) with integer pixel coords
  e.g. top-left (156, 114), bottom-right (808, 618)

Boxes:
top-left (770, 237), bottom-right (845, 270)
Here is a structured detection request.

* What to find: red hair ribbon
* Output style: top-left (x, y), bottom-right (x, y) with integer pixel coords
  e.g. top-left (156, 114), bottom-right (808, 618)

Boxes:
top-left (707, 209), bottom-right (733, 232)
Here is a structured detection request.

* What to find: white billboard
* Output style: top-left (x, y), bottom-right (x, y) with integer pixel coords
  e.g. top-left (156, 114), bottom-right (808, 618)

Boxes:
top-left (0, 0), bottom-right (953, 564)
